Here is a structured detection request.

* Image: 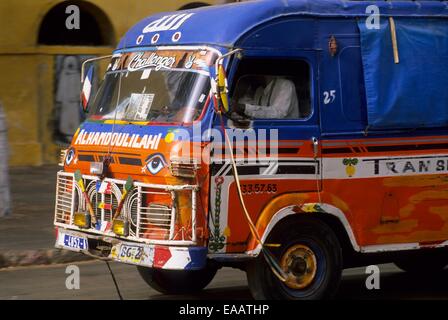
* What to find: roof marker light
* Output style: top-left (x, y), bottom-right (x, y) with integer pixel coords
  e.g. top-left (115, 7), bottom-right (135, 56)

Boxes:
top-left (172, 32), bottom-right (182, 42)
top-left (136, 34), bottom-right (144, 45)
top-left (151, 33), bottom-right (160, 44)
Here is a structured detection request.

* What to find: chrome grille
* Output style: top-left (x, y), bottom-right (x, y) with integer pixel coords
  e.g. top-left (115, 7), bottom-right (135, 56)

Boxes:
top-left (54, 171), bottom-right (198, 245)
top-left (139, 202), bottom-right (174, 240)
top-left (104, 189), bottom-right (120, 220)
top-left (86, 181), bottom-right (101, 221)
top-left (54, 174), bottom-right (74, 224)
top-left (124, 189), bottom-right (139, 234)
top-left (86, 181), bottom-right (121, 222)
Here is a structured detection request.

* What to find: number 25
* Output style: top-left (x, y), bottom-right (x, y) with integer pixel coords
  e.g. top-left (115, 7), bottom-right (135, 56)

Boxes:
top-left (323, 90), bottom-right (336, 105)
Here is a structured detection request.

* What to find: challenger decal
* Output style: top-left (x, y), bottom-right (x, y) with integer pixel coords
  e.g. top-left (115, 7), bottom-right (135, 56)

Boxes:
top-left (74, 130), bottom-right (162, 150)
top-left (128, 52), bottom-right (176, 71)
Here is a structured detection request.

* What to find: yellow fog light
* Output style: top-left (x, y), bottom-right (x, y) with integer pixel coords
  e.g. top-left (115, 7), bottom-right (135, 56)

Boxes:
top-left (74, 212), bottom-right (91, 228)
top-left (112, 219), bottom-right (129, 237)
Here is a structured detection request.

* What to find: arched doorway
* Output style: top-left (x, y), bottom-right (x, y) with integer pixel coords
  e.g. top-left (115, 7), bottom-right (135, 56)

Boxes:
top-left (38, 1), bottom-right (114, 144)
top-left (38, 0), bottom-right (114, 46)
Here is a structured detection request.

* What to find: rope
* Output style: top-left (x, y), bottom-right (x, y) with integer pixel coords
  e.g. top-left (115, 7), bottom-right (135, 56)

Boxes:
top-left (218, 113), bottom-right (288, 282)
top-left (105, 261), bottom-right (123, 300)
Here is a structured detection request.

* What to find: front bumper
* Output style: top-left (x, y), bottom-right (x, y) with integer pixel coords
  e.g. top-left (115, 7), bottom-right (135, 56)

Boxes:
top-left (55, 227), bottom-right (207, 270)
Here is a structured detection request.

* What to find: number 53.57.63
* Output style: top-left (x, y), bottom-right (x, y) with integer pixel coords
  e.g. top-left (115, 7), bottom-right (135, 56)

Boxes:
top-left (241, 183), bottom-right (277, 195)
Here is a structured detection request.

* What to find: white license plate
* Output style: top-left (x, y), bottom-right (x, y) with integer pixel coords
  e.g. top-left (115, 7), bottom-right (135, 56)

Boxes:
top-left (115, 245), bottom-right (144, 264)
top-left (62, 234), bottom-right (88, 250)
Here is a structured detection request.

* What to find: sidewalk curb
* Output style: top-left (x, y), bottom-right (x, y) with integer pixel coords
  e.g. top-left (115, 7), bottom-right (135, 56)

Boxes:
top-left (0, 249), bottom-right (93, 269)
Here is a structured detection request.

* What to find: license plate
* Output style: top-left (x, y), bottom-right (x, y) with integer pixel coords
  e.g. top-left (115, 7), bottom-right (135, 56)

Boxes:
top-left (63, 234), bottom-right (88, 250)
top-left (116, 245), bottom-right (144, 264)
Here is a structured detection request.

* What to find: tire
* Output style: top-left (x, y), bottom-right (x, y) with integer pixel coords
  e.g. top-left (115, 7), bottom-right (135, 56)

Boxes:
top-left (247, 216), bottom-right (343, 300)
top-left (137, 265), bottom-right (217, 294)
top-left (394, 250), bottom-right (448, 273)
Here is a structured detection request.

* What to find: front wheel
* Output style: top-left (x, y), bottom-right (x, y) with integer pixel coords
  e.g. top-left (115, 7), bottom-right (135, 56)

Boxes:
top-left (137, 265), bottom-right (217, 294)
top-left (247, 217), bottom-right (343, 300)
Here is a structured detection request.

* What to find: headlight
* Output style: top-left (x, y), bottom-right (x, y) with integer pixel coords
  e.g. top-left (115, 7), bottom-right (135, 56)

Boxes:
top-left (74, 212), bottom-right (91, 228)
top-left (112, 219), bottom-right (129, 237)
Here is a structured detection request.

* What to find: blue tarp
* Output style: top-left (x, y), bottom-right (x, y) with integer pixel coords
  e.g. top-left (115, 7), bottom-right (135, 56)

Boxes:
top-left (118, 1), bottom-right (448, 49)
top-left (358, 18), bottom-right (448, 129)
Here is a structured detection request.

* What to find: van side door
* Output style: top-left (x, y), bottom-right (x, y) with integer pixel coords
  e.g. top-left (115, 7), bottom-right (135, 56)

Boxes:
top-left (208, 52), bottom-right (321, 254)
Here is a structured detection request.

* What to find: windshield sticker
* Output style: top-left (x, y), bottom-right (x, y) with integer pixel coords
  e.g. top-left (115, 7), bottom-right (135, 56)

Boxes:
top-left (140, 69), bottom-right (151, 80)
top-left (127, 93), bottom-right (155, 121)
top-left (74, 130), bottom-right (162, 150)
top-left (184, 55), bottom-right (195, 69)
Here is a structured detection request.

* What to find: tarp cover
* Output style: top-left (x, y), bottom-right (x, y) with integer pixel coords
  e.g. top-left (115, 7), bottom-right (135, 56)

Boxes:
top-left (358, 18), bottom-right (448, 129)
top-left (119, 1), bottom-right (448, 49)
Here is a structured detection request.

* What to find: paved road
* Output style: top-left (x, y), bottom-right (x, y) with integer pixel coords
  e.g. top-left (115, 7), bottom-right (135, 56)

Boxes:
top-left (0, 166), bottom-right (57, 252)
top-left (1, 262), bottom-right (447, 300)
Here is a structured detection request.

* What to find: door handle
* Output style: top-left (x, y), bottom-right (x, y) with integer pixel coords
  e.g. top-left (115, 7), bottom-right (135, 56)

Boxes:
top-left (312, 137), bottom-right (319, 159)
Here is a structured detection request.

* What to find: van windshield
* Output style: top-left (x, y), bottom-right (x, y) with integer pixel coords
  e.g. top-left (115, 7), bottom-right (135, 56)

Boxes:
top-left (88, 49), bottom-right (217, 123)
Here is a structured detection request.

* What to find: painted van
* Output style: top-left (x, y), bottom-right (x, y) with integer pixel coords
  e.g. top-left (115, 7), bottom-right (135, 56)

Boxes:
top-left (54, 0), bottom-right (448, 299)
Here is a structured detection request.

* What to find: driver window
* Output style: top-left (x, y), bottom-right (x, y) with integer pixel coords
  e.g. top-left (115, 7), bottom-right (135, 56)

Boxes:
top-left (231, 59), bottom-right (311, 120)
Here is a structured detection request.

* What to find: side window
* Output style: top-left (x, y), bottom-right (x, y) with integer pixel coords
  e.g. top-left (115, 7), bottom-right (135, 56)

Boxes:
top-left (231, 59), bottom-right (311, 120)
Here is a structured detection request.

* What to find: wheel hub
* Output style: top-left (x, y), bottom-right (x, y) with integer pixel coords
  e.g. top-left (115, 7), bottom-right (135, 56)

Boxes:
top-left (280, 244), bottom-right (317, 290)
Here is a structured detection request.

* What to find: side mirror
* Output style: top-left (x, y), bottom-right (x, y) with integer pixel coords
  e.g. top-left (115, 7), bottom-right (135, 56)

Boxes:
top-left (80, 65), bottom-right (94, 113)
top-left (214, 64), bottom-right (251, 127)
top-left (211, 48), bottom-right (243, 117)
top-left (217, 63), bottom-right (229, 113)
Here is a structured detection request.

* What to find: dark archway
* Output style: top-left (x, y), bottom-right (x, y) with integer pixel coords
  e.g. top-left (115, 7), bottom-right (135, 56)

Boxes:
top-left (178, 2), bottom-right (210, 10)
top-left (38, 1), bottom-right (114, 46)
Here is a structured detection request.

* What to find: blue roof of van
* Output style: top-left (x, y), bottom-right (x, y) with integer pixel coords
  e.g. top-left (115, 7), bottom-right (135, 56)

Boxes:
top-left (117, 0), bottom-right (448, 50)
